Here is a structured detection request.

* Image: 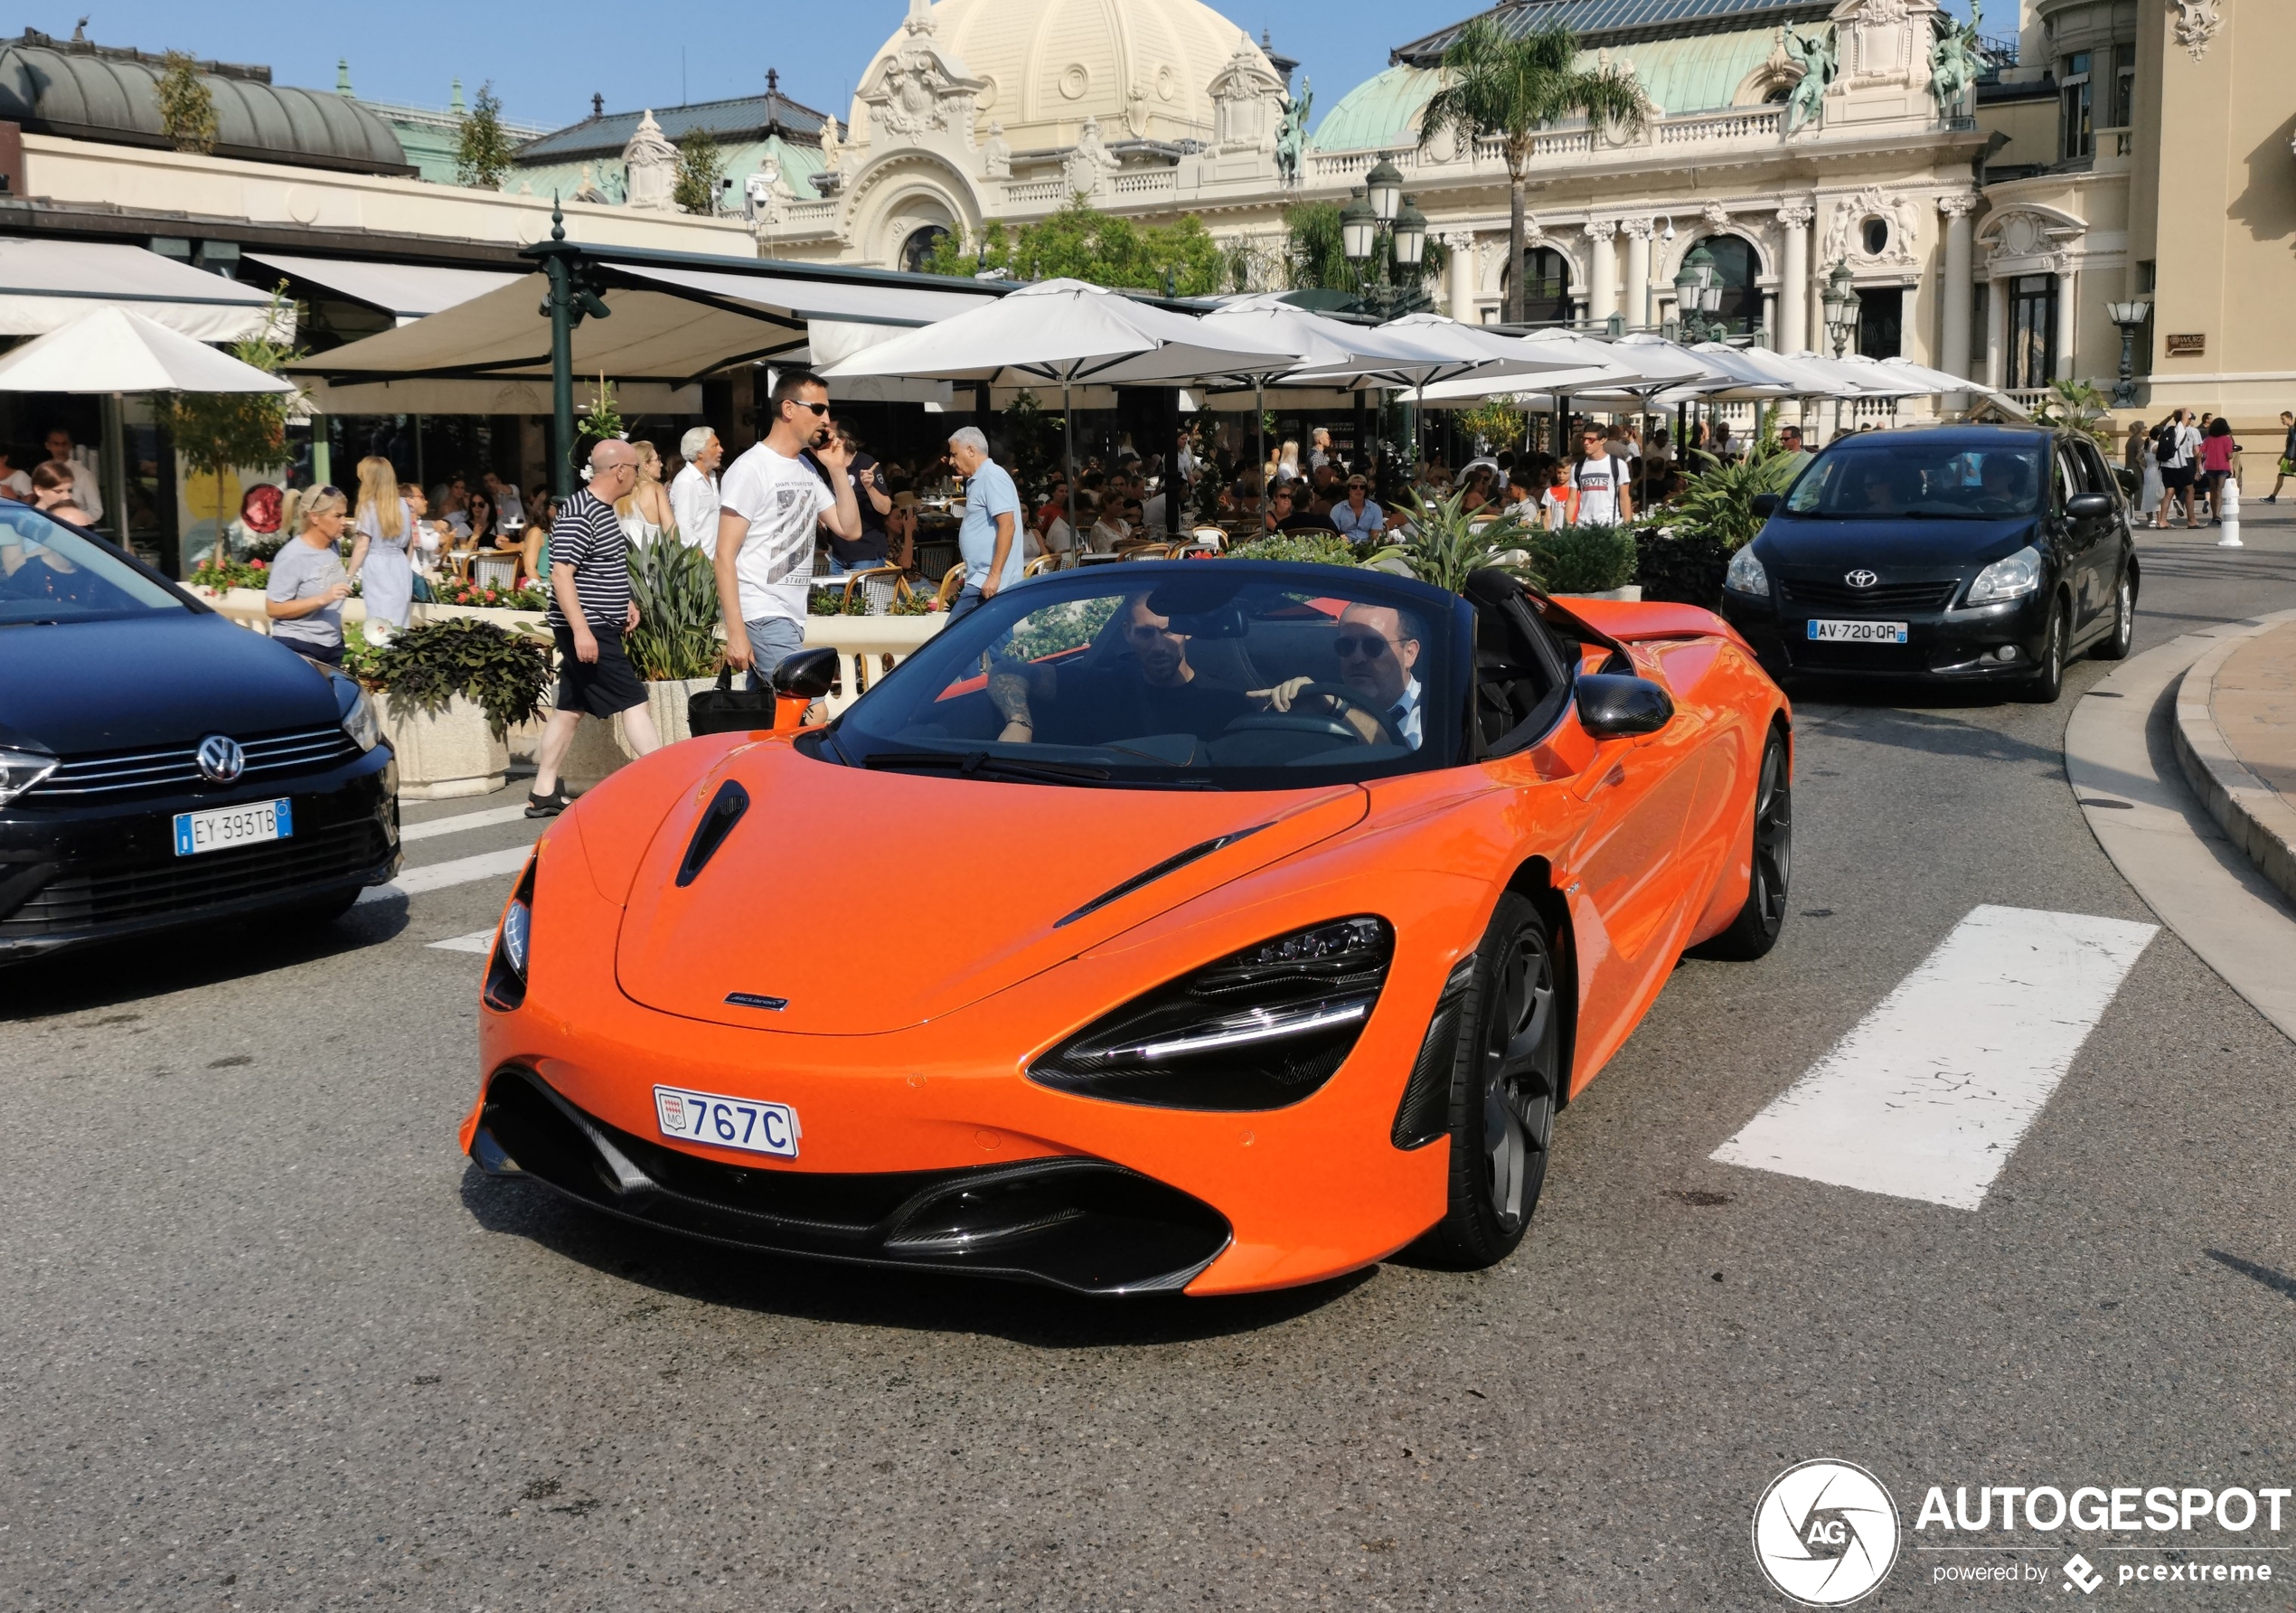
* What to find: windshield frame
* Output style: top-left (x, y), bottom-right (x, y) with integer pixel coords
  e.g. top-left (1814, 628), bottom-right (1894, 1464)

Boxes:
top-left (819, 561), bottom-right (1472, 792)
top-left (1777, 434), bottom-right (2052, 522)
top-left (0, 504), bottom-right (200, 625)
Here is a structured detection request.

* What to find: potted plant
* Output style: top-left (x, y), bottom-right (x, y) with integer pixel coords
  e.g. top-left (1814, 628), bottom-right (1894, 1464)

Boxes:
top-left (1369, 490), bottom-right (1540, 592)
top-left (361, 618), bottom-right (555, 799)
top-left (1637, 448), bottom-right (1793, 608)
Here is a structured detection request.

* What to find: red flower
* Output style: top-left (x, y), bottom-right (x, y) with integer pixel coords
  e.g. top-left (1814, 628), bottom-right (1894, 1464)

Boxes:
top-left (483, 590), bottom-right (497, 602)
top-left (250, 559), bottom-right (267, 570)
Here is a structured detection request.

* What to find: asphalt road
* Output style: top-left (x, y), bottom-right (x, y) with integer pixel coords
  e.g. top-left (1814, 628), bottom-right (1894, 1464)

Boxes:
top-left (5, 509), bottom-right (2296, 1611)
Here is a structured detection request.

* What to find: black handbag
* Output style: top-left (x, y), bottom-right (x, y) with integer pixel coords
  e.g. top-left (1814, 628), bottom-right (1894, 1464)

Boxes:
top-left (686, 666), bottom-right (778, 737)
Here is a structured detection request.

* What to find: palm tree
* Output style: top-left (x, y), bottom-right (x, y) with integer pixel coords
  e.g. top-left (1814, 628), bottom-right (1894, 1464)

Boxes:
top-left (1418, 19), bottom-right (1651, 324)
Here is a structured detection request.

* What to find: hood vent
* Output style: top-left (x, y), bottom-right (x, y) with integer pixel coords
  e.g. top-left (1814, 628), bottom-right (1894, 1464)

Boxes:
top-left (1053, 825), bottom-right (1266, 930)
top-left (676, 781), bottom-right (749, 888)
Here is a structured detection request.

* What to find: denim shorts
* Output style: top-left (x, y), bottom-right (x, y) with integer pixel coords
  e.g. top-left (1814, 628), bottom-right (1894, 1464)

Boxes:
top-left (744, 615), bottom-right (808, 693)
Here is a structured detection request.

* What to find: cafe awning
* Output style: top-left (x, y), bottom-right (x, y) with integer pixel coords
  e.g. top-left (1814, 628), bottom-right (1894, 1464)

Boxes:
top-left (0, 238), bottom-right (284, 341)
top-left (241, 253), bottom-right (522, 325)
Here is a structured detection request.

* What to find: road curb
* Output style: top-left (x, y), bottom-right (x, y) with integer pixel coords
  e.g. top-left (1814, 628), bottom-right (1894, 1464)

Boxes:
top-left (2171, 613), bottom-right (2296, 911)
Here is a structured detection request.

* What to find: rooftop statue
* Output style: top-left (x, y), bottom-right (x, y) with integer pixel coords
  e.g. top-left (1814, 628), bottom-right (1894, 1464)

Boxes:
top-left (1781, 25), bottom-right (1837, 135)
top-left (1275, 76), bottom-right (1313, 188)
top-left (1930, 0), bottom-right (1983, 119)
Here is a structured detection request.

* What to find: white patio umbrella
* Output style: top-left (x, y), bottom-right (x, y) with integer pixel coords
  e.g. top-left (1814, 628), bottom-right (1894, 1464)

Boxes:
top-left (1360, 316), bottom-right (1631, 477)
top-left (821, 278), bottom-right (1299, 542)
top-left (1877, 355), bottom-right (2006, 398)
top-left (0, 306), bottom-right (295, 544)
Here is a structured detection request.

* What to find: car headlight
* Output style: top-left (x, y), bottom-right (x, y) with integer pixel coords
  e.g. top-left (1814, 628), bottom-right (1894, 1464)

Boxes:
top-left (1724, 545), bottom-right (1769, 598)
top-left (1028, 917), bottom-right (1392, 1111)
top-left (0, 746), bottom-right (60, 808)
top-left (484, 860), bottom-right (535, 1012)
top-left (1965, 544), bottom-right (2043, 606)
top-left (338, 683), bottom-right (383, 753)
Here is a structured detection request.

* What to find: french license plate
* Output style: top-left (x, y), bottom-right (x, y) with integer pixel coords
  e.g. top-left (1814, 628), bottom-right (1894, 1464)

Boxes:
top-left (173, 797), bottom-right (292, 856)
top-left (1806, 618), bottom-right (1909, 644)
top-left (654, 1084), bottom-right (801, 1159)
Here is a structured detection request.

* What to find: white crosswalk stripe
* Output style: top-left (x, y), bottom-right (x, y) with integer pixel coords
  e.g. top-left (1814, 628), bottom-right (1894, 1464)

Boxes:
top-left (1711, 905), bottom-right (2159, 1210)
top-left (428, 929), bottom-right (497, 954)
top-left (400, 804), bottom-right (538, 842)
top-left (357, 845), bottom-right (532, 906)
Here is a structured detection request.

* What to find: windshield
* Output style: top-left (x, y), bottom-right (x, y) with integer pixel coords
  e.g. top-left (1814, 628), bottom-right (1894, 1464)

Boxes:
top-left (827, 567), bottom-right (1459, 789)
top-left (1782, 440), bottom-right (2047, 520)
top-left (0, 505), bottom-right (186, 623)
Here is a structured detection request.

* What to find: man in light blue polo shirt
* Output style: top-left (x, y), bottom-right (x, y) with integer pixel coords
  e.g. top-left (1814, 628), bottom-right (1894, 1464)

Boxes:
top-left (947, 426), bottom-right (1021, 625)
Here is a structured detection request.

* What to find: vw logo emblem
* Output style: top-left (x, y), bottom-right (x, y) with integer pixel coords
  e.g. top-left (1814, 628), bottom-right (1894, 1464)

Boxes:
top-left (195, 735), bottom-right (246, 784)
top-left (1845, 569), bottom-right (1879, 590)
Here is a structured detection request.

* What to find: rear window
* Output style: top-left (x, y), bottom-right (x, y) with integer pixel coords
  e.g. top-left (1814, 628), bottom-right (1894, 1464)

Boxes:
top-left (0, 505), bottom-right (186, 623)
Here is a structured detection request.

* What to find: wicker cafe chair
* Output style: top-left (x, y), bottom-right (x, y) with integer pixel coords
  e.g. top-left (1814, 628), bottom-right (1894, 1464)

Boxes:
top-left (472, 551), bottom-right (519, 592)
top-left (839, 566), bottom-right (911, 617)
top-left (1022, 553), bottom-right (1060, 578)
top-left (936, 562), bottom-right (968, 607)
top-left (1117, 542), bottom-right (1174, 561)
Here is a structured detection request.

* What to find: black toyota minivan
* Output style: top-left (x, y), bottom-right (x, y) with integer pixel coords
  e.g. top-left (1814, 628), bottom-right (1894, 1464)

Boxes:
top-left (0, 505), bottom-right (400, 962)
top-left (1717, 425), bottom-right (2138, 703)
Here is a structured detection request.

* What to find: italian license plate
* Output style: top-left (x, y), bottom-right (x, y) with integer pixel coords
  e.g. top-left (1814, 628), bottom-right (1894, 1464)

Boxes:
top-left (173, 797), bottom-right (292, 856)
top-left (654, 1084), bottom-right (801, 1159)
top-left (1806, 618), bottom-right (1909, 644)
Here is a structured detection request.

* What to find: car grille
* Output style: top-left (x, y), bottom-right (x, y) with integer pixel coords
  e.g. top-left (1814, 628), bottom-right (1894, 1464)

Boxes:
top-left (0, 821), bottom-right (390, 936)
top-left (1778, 578), bottom-right (1961, 613)
top-left (29, 726), bottom-right (361, 802)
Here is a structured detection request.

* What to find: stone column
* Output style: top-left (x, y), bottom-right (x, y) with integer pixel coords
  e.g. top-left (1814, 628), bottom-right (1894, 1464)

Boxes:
top-left (1938, 194), bottom-right (1977, 381)
top-left (1622, 218), bottom-right (1653, 329)
top-left (2053, 260), bottom-right (2076, 382)
top-left (1586, 219), bottom-right (1619, 326)
top-left (1776, 201), bottom-right (1813, 356)
top-left (1984, 272), bottom-right (2007, 389)
top-left (1444, 231), bottom-right (1480, 322)
top-left (1762, 291), bottom-right (1779, 347)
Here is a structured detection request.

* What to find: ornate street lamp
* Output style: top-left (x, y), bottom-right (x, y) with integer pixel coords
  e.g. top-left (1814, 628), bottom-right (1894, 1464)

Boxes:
top-left (1340, 184), bottom-right (1427, 320)
top-left (2105, 297), bottom-right (2151, 407)
top-left (1674, 243), bottom-right (1725, 344)
top-left (1340, 187), bottom-right (1378, 265)
top-left (1821, 262), bottom-right (1861, 358)
top-left (1366, 154), bottom-right (1405, 224)
top-left (1391, 195), bottom-right (1428, 269)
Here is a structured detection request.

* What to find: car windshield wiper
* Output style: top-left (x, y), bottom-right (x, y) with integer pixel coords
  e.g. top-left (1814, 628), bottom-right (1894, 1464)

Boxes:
top-left (864, 750), bottom-right (1115, 786)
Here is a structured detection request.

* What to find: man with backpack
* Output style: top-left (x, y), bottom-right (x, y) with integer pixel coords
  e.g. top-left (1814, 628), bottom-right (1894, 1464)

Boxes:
top-left (2155, 410), bottom-right (2203, 528)
top-left (1571, 425), bottom-right (1635, 528)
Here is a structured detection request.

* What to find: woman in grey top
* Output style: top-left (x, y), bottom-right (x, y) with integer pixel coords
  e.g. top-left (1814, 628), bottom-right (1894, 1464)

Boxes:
top-left (265, 486), bottom-right (354, 665)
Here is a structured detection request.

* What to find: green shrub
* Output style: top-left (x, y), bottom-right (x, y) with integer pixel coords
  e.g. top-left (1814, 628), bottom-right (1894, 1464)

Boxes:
top-left (1668, 448), bottom-right (1794, 554)
top-left (361, 618), bottom-right (554, 735)
top-left (625, 535), bottom-right (721, 679)
top-left (1224, 532), bottom-right (1361, 568)
top-left (1369, 491), bottom-right (1540, 593)
top-left (1529, 524), bottom-right (1638, 593)
top-left (1631, 520), bottom-right (1731, 608)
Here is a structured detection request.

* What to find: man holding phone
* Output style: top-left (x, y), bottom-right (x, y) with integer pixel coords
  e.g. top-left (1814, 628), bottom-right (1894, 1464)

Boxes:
top-left (716, 372), bottom-right (861, 690)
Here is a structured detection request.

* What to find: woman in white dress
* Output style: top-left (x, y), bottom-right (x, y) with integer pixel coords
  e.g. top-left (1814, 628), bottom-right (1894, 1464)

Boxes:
top-left (618, 439), bottom-right (674, 544)
top-left (2130, 418), bottom-right (2166, 527)
top-left (346, 455), bottom-right (414, 640)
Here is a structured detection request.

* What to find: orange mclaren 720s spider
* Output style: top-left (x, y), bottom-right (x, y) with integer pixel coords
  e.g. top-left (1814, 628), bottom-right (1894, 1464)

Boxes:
top-left (462, 561), bottom-right (1792, 1297)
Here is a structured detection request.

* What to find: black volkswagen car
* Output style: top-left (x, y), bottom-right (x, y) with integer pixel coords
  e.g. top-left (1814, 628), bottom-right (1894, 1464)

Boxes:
top-left (0, 505), bottom-right (399, 963)
top-left (1717, 425), bottom-right (2137, 703)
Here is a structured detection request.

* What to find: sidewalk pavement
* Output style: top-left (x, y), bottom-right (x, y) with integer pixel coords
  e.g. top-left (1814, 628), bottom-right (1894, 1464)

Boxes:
top-left (2175, 615), bottom-right (2296, 908)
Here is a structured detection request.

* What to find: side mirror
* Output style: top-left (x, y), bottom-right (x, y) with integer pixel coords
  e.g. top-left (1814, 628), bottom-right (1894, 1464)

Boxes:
top-left (2065, 491), bottom-right (2113, 519)
top-left (1750, 493), bottom-right (1782, 518)
top-left (1576, 673), bottom-right (1674, 739)
top-left (770, 646), bottom-right (842, 701)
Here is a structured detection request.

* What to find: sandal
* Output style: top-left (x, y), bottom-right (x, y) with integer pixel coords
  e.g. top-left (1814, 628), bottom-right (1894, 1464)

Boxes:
top-left (524, 784), bottom-right (571, 818)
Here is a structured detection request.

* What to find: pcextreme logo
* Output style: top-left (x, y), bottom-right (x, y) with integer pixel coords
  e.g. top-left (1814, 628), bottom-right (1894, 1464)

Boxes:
top-left (1752, 1459), bottom-right (1903, 1607)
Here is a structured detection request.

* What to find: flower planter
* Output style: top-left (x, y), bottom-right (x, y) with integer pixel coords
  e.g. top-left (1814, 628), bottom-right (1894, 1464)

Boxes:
top-left (381, 694), bottom-right (511, 800)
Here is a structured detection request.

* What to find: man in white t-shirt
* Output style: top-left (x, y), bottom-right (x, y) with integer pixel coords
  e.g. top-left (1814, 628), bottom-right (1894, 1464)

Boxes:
top-left (1571, 426), bottom-right (1635, 527)
top-left (715, 372), bottom-right (861, 691)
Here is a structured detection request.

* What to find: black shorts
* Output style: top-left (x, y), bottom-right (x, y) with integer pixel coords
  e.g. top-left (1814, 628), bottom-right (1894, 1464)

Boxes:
top-left (552, 624), bottom-right (647, 717)
top-left (2161, 464), bottom-right (2195, 489)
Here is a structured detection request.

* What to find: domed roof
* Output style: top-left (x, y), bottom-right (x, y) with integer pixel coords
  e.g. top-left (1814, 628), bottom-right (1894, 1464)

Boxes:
top-left (852, 0), bottom-right (1273, 152)
top-left (0, 30), bottom-right (409, 175)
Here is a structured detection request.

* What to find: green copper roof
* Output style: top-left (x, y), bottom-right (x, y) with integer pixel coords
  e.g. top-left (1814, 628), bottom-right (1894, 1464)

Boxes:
top-left (1313, 27), bottom-right (1786, 151)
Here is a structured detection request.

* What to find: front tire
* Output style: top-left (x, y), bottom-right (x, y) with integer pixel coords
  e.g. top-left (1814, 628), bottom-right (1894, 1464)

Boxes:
top-left (1424, 892), bottom-right (1562, 1269)
top-left (2094, 566), bottom-right (2135, 661)
top-left (1694, 728), bottom-right (1792, 961)
top-left (2019, 597), bottom-right (2068, 703)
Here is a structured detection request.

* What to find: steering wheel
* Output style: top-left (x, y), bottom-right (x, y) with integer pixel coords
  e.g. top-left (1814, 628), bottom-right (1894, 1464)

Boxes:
top-left (1228, 681), bottom-right (1401, 747)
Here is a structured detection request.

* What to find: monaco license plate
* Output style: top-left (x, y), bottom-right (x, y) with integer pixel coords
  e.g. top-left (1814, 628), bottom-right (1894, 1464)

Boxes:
top-left (1806, 618), bottom-right (1909, 644)
top-left (654, 1084), bottom-right (801, 1159)
top-left (173, 797), bottom-right (292, 856)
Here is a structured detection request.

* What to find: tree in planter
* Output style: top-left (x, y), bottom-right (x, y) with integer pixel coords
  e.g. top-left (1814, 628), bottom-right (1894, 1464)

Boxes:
top-left (362, 618), bottom-right (554, 736)
top-left (1418, 19), bottom-right (1649, 325)
top-left (625, 536), bottom-right (722, 679)
top-left (1458, 398), bottom-right (1531, 459)
top-left (925, 197), bottom-right (1227, 296)
top-left (1632, 447), bottom-right (1795, 607)
top-left (2031, 380), bottom-right (2113, 448)
top-left (673, 127), bottom-right (725, 216)
top-left (156, 52), bottom-right (219, 155)
top-left (456, 81), bottom-right (515, 189)
top-left (153, 288), bottom-right (304, 561)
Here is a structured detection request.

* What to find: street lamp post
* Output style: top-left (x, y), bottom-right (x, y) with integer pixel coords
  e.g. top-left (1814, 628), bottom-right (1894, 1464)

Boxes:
top-left (1821, 262), bottom-right (1862, 442)
top-left (2105, 297), bottom-right (2151, 408)
top-left (1341, 158), bottom-right (1430, 322)
top-left (1672, 244), bottom-right (1727, 345)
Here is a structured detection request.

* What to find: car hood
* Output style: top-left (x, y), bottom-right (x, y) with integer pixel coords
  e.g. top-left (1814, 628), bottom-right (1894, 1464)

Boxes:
top-left (613, 743), bottom-right (1369, 1035)
top-left (0, 611), bottom-right (340, 754)
top-left (1755, 514), bottom-right (2041, 571)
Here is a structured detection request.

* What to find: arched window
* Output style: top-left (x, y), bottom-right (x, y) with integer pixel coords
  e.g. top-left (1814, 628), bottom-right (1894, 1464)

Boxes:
top-left (1499, 246), bottom-right (1573, 325)
top-left (901, 224), bottom-right (950, 274)
top-left (1686, 234), bottom-right (1759, 335)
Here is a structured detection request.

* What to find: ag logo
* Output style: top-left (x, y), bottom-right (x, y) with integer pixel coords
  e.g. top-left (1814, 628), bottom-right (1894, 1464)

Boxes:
top-left (1751, 1459), bottom-right (1900, 1606)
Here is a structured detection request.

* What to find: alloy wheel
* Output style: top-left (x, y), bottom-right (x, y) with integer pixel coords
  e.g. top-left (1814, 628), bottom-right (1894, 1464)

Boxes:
top-left (1747, 740), bottom-right (1793, 938)
top-left (1480, 926), bottom-right (1558, 1232)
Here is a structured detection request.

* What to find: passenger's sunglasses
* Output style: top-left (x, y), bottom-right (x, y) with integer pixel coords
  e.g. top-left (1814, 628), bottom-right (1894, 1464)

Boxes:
top-left (786, 400), bottom-right (831, 417)
top-left (1332, 633), bottom-right (1397, 660)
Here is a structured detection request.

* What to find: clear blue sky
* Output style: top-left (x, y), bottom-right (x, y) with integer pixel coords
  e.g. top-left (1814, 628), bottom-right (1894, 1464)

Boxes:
top-left (39, 1), bottom-right (1979, 137)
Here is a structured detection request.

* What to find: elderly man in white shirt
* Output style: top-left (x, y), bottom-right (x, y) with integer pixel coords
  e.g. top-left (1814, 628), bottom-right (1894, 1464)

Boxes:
top-left (670, 425), bottom-right (724, 558)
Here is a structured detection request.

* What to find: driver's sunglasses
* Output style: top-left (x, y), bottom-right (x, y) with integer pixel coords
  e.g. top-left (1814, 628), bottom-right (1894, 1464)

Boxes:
top-left (1332, 633), bottom-right (1396, 660)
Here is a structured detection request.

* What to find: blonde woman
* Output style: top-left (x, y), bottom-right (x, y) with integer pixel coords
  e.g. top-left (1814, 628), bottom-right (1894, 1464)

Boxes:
top-left (1275, 438), bottom-right (1302, 483)
top-left (264, 486), bottom-right (355, 665)
top-left (617, 440), bottom-right (674, 544)
top-left (346, 455), bottom-right (414, 639)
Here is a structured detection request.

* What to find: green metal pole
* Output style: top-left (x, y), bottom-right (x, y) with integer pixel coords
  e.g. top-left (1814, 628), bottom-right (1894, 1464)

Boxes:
top-left (546, 199), bottom-right (576, 498)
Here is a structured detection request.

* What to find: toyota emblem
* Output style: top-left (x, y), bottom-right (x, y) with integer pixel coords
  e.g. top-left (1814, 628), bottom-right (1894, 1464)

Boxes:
top-left (195, 735), bottom-right (246, 784)
top-left (1845, 569), bottom-right (1879, 589)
